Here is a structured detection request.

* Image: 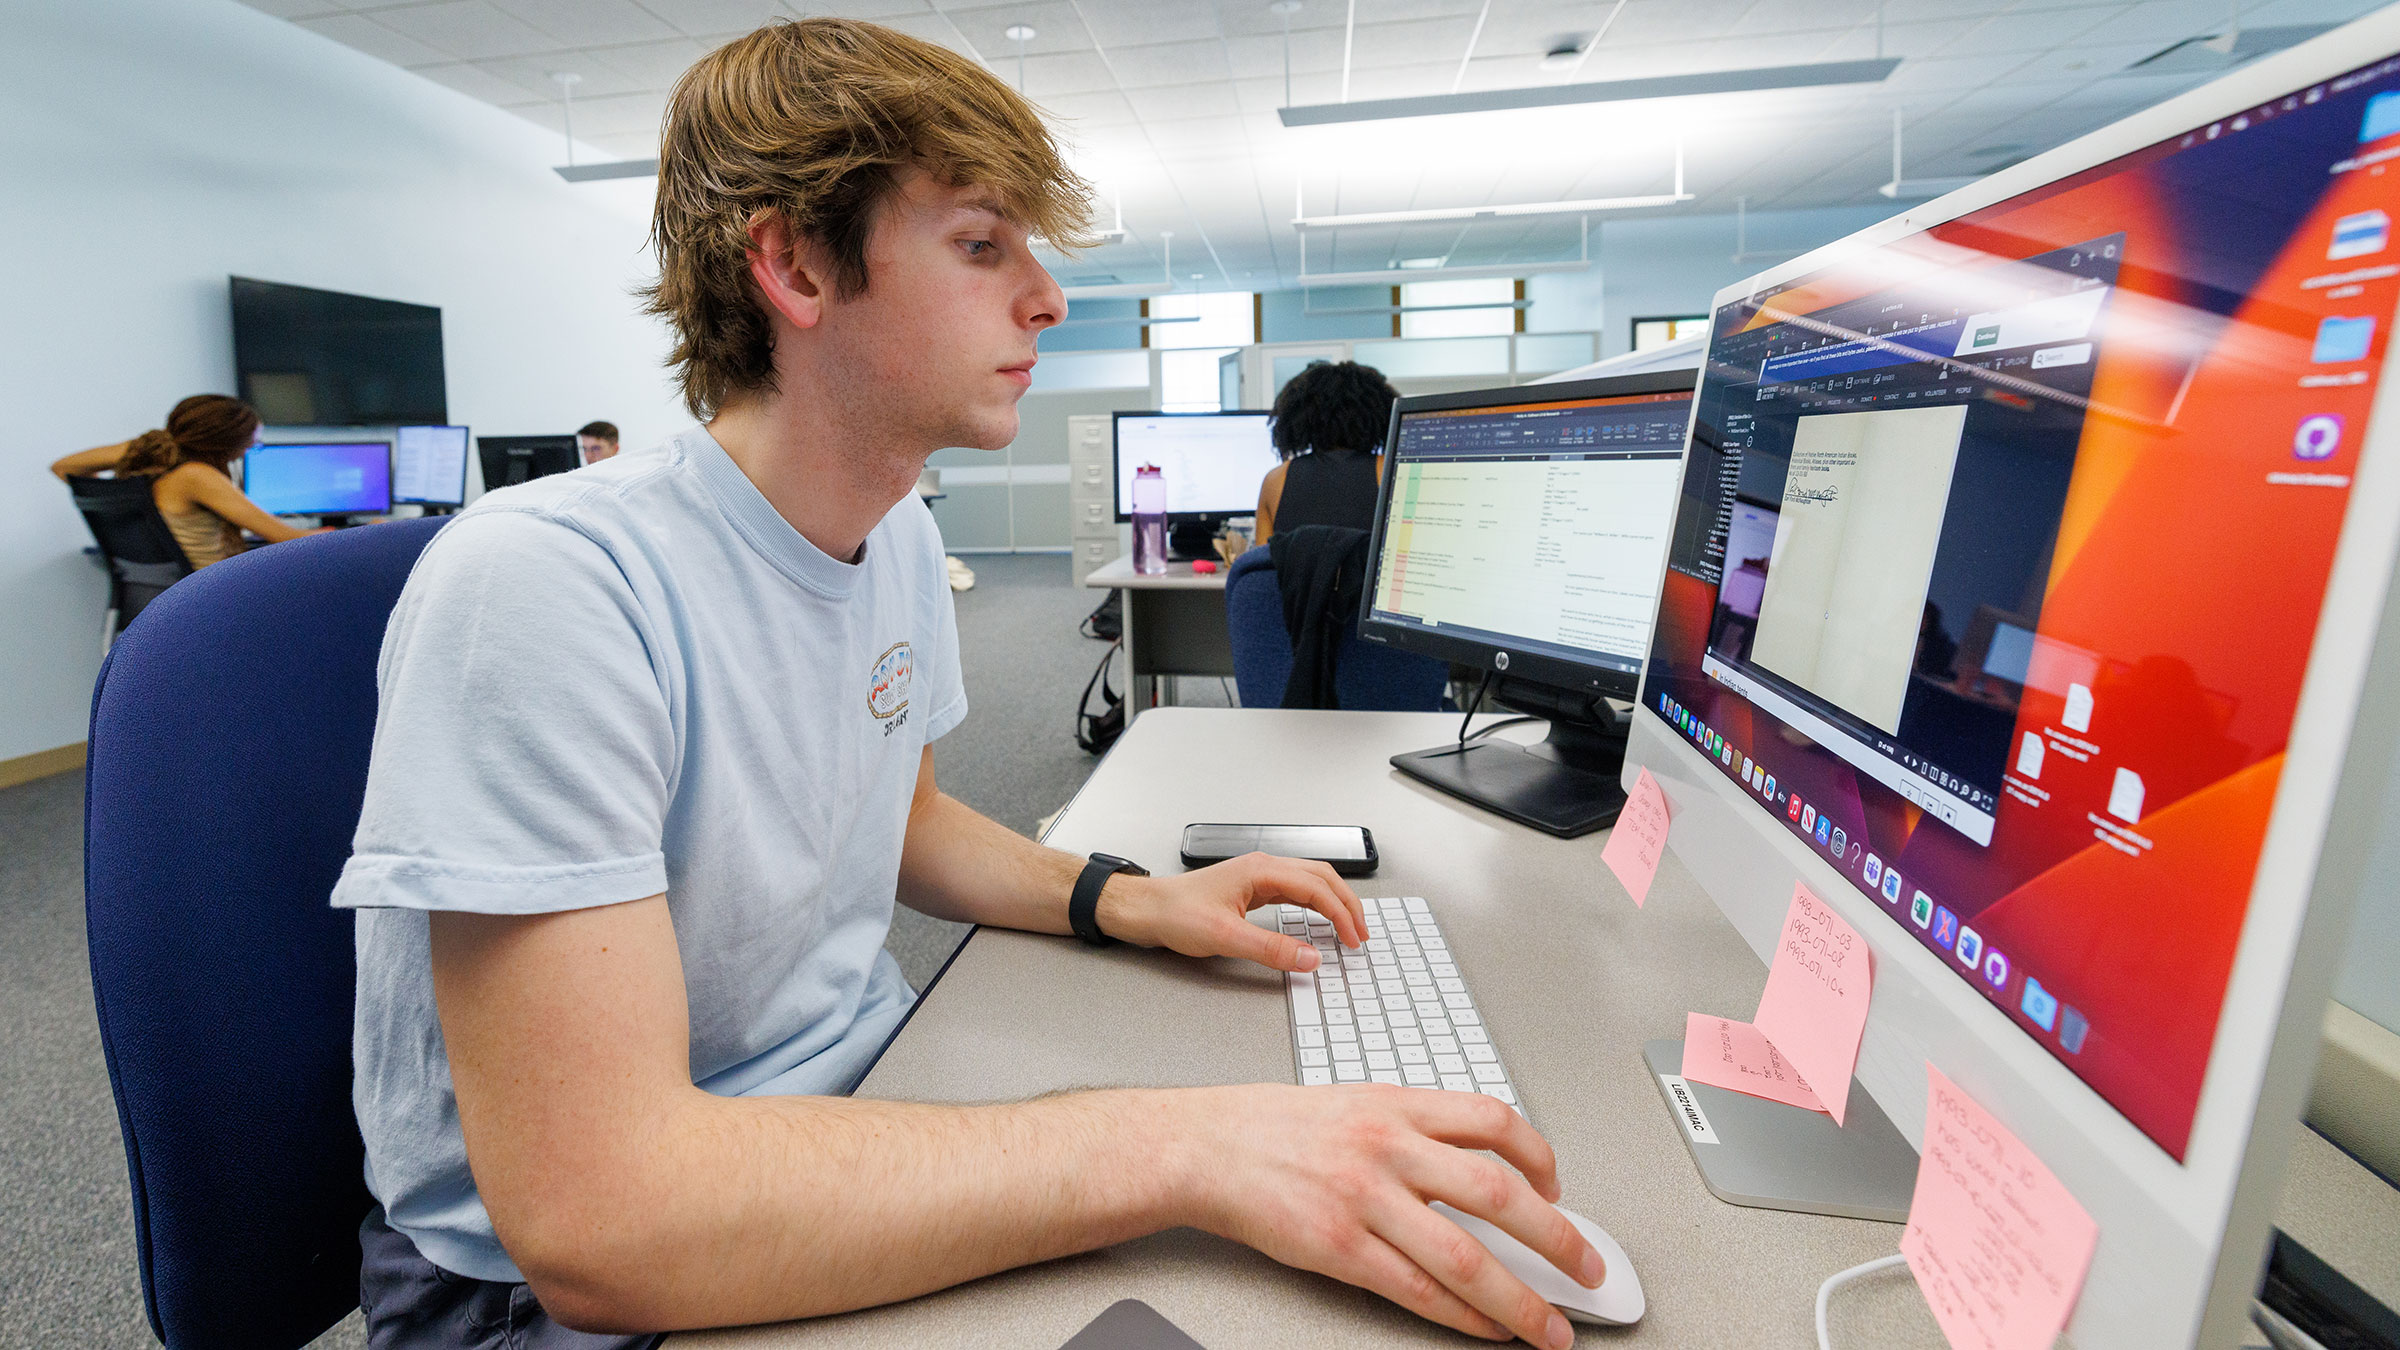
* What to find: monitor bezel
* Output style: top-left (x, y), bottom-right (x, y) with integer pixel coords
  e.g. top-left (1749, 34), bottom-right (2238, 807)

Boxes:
top-left (1623, 15), bottom-right (2400, 1347)
top-left (241, 439), bottom-right (394, 516)
top-left (391, 424), bottom-right (471, 507)
top-left (1355, 371), bottom-right (1699, 705)
top-left (1109, 409), bottom-right (1277, 523)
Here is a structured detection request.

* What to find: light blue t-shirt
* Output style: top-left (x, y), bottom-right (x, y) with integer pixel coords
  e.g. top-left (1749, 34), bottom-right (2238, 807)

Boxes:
top-left (332, 426), bottom-right (966, 1282)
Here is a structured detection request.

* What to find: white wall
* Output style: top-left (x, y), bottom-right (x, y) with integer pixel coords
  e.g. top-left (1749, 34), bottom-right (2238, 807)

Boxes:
top-left (1, 0), bottom-right (682, 764)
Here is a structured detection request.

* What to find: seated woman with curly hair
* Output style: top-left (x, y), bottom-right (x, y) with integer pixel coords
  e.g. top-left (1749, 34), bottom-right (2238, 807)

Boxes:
top-left (1252, 359), bottom-right (1400, 544)
top-left (51, 394), bottom-right (326, 568)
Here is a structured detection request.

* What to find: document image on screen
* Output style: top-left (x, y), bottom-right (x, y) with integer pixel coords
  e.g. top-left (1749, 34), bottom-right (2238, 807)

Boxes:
top-left (1750, 404), bottom-right (1966, 733)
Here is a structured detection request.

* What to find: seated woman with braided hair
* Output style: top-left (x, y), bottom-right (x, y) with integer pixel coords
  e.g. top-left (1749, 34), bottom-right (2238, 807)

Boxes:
top-left (51, 394), bottom-right (327, 568)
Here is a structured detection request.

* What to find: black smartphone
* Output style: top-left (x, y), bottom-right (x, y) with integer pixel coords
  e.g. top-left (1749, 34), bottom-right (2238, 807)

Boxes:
top-left (1180, 823), bottom-right (1378, 876)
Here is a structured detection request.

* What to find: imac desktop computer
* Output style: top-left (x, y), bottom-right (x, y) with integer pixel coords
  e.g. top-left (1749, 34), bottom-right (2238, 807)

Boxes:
top-left (392, 424), bottom-right (470, 514)
top-left (1357, 373), bottom-right (1697, 838)
top-left (1625, 15), bottom-right (2400, 1348)
top-left (477, 435), bottom-right (580, 492)
top-left (241, 441), bottom-right (392, 526)
top-left (1112, 411), bottom-right (1280, 560)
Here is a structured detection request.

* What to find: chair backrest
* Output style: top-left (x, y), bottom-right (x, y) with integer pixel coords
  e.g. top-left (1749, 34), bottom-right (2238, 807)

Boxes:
top-left (69, 475), bottom-right (194, 627)
top-left (85, 517), bottom-right (448, 1350)
top-left (1222, 545), bottom-right (1448, 712)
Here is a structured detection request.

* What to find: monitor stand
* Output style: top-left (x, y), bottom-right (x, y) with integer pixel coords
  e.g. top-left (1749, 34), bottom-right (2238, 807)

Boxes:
top-left (1390, 712), bottom-right (1629, 838)
top-left (1166, 520), bottom-right (1219, 563)
top-left (318, 515), bottom-right (354, 529)
top-left (1642, 1039), bottom-right (1919, 1222)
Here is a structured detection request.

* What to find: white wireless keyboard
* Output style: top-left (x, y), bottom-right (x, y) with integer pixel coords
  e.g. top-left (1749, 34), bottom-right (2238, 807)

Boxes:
top-left (1279, 897), bottom-right (1521, 1110)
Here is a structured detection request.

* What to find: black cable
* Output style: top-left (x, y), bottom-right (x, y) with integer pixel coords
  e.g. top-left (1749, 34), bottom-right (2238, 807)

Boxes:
top-left (1457, 670), bottom-right (1495, 749)
top-left (1462, 714), bottom-right (1539, 745)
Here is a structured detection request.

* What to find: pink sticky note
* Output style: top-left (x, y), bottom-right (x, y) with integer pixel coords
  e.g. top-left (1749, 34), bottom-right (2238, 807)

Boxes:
top-left (1601, 767), bottom-right (1671, 907)
top-left (1902, 1065), bottom-right (2099, 1350)
top-left (1752, 881), bottom-right (1872, 1125)
top-left (1679, 1012), bottom-right (1827, 1113)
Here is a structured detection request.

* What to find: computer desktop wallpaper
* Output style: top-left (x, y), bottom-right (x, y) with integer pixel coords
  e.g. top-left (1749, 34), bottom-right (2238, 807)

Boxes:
top-left (1642, 51), bottom-right (2400, 1160)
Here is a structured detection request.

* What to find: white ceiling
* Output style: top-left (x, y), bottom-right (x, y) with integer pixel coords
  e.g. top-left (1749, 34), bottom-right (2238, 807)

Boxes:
top-left (238, 0), bottom-right (2389, 289)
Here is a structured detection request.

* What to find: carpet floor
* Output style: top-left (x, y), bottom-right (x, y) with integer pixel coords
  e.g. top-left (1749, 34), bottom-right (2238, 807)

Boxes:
top-left (0, 551), bottom-right (1222, 1348)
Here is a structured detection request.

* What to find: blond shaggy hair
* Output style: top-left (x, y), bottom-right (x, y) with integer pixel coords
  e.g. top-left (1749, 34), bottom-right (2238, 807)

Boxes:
top-left (644, 18), bottom-right (1094, 418)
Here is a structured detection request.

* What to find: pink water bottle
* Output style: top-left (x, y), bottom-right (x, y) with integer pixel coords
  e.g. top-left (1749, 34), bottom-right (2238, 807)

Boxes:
top-left (1132, 464), bottom-right (1167, 575)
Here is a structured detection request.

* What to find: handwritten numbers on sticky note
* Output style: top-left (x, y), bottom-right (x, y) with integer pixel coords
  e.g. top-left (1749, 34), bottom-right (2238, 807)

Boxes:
top-left (1678, 1012), bottom-right (1826, 1113)
top-left (1602, 767), bottom-right (1672, 907)
top-left (1901, 1066), bottom-right (2099, 1350)
top-left (1753, 882), bottom-right (1873, 1125)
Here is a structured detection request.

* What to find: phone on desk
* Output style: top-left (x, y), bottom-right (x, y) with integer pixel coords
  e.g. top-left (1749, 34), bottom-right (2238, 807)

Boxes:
top-left (1180, 823), bottom-right (1377, 876)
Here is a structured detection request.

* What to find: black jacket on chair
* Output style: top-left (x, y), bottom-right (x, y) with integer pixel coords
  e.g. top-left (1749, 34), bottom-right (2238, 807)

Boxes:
top-left (1268, 524), bottom-right (1372, 710)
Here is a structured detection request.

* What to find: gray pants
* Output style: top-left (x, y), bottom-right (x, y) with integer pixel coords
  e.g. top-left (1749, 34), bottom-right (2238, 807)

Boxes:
top-left (359, 1205), bottom-right (663, 1350)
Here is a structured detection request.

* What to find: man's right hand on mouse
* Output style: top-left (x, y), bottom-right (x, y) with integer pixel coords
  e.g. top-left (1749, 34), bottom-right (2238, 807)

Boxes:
top-left (1180, 1082), bottom-right (1602, 1350)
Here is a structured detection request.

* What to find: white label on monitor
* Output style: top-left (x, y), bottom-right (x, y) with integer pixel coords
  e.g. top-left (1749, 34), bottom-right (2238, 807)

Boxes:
top-left (1659, 1075), bottom-right (1719, 1144)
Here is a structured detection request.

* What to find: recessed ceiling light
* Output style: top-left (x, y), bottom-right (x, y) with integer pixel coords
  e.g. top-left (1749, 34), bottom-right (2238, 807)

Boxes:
top-left (1004, 24), bottom-right (1036, 42)
top-left (1398, 256), bottom-right (1448, 268)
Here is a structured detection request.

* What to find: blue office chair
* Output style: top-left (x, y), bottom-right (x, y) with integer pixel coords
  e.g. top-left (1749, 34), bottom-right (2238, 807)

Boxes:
top-left (1224, 545), bottom-right (1448, 711)
top-left (85, 517), bottom-right (448, 1350)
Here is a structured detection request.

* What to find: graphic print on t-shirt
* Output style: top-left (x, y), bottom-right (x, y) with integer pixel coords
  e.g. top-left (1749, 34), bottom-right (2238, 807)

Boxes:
top-left (869, 641), bottom-right (914, 727)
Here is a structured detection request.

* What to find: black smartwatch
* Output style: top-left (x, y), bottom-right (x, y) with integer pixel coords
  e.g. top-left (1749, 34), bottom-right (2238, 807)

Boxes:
top-left (1070, 852), bottom-right (1149, 946)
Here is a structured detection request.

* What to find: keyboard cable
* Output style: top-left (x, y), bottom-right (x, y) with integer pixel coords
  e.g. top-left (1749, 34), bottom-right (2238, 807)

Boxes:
top-left (1815, 1252), bottom-right (1909, 1350)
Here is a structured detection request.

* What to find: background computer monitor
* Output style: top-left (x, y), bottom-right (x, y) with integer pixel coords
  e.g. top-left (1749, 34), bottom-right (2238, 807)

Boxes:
top-left (1357, 372), bottom-right (1696, 836)
top-left (392, 424), bottom-right (469, 509)
top-left (1627, 16), bottom-right (2400, 1346)
top-left (477, 435), bottom-right (578, 492)
top-left (1112, 411), bottom-right (1278, 558)
top-left (241, 441), bottom-right (391, 520)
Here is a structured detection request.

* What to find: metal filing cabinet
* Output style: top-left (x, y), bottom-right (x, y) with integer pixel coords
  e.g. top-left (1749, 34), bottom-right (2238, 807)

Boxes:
top-left (1068, 413), bottom-right (1120, 587)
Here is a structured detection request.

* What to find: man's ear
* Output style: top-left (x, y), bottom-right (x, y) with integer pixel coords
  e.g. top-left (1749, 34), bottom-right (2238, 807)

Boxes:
top-left (746, 210), bottom-right (827, 331)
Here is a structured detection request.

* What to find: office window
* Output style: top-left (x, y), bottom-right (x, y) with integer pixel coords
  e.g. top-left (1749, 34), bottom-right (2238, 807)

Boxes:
top-left (1632, 314), bottom-right (1708, 351)
top-left (1149, 291), bottom-right (1256, 349)
top-left (1160, 347), bottom-right (1237, 412)
top-left (1401, 278), bottom-right (1519, 338)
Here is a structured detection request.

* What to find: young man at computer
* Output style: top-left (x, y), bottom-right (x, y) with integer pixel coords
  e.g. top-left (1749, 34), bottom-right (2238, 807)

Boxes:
top-left (337, 19), bottom-right (1600, 1350)
top-left (576, 420), bottom-right (620, 464)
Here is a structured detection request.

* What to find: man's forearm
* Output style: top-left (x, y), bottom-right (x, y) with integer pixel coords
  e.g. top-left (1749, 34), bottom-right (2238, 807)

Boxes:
top-left (516, 1086), bottom-right (1204, 1331)
top-left (894, 788), bottom-right (1085, 933)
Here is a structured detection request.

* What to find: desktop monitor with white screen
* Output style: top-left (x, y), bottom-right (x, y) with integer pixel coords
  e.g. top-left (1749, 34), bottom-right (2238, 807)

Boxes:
top-left (392, 424), bottom-right (469, 510)
top-left (242, 441), bottom-right (391, 522)
top-left (1626, 16), bottom-right (2400, 1346)
top-left (1356, 372), bottom-right (1695, 837)
top-left (1112, 411), bottom-right (1279, 558)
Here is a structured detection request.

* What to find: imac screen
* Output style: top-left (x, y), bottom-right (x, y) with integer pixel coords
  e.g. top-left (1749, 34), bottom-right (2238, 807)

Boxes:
top-left (1645, 58), bottom-right (2400, 1159)
top-left (1369, 391), bottom-right (1691, 681)
top-left (1113, 413), bottom-right (1278, 517)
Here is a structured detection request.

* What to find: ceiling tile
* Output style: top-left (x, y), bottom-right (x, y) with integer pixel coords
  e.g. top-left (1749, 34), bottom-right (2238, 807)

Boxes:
top-left (1348, 15), bottom-right (1481, 71)
top-left (476, 53), bottom-right (644, 100)
top-left (1019, 49), bottom-right (1123, 96)
top-left (1103, 39), bottom-right (1232, 87)
top-left (943, 2), bottom-right (1094, 58)
top-left (591, 37), bottom-right (711, 86)
top-left (1223, 29), bottom-right (1350, 79)
top-left (236, 0), bottom-right (346, 18)
top-left (491, 0), bottom-right (678, 46)
top-left (637, 0), bottom-right (802, 33)
top-left (1076, 4), bottom-right (1223, 48)
top-left (1126, 81), bottom-right (1242, 121)
top-left (370, 1), bottom-right (561, 60)
top-left (293, 12), bottom-right (451, 66)
top-left (413, 59), bottom-right (548, 104)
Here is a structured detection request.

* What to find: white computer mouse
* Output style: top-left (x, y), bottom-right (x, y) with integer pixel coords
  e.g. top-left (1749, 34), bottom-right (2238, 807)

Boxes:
top-left (1432, 1200), bottom-right (1645, 1327)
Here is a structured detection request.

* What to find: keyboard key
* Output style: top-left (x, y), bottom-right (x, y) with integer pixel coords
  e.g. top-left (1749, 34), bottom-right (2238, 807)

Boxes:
top-left (1399, 1045), bottom-right (1431, 1065)
top-left (1333, 1042), bottom-right (1362, 1062)
top-left (1483, 1084), bottom-right (1518, 1105)
top-left (1436, 979), bottom-right (1465, 994)
top-left (1434, 1054), bottom-right (1467, 1075)
top-left (1440, 1075), bottom-right (1475, 1092)
top-left (1299, 1047), bottom-right (1329, 1068)
top-left (1465, 1044), bottom-right (1497, 1063)
top-left (1431, 963), bottom-right (1458, 979)
top-left (1458, 1026), bottom-right (1489, 1044)
top-left (1443, 993), bottom-right (1474, 1010)
top-left (1421, 1019), bottom-right (1453, 1040)
top-left (1404, 1065), bottom-right (1437, 1086)
top-left (1367, 1051), bottom-right (1397, 1071)
top-left (1358, 1016), bottom-right (1386, 1033)
top-left (1362, 1033), bottom-right (1390, 1051)
top-left (1302, 1067), bottom-right (1333, 1085)
top-left (1390, 1010), bottom-right (1417, 1029)
top-left (1428, 1035), bottom-right (1459, 1055)
top-left (1296, 1026), bottom-right (1324, 1048)
top-left (1394, 1028), bottom-right (1423, 1046)
top-left (1322, 993), bottom-right (1348, 1011)
top-left (1329, 1024), bottom-right (1357, 1043)
top-left (1371, 1071), bottom-right (1404, 1085)
top-left (1451, 1008), bottom-right (1480, 1026)
top-left (1336, 1063), bottom-right (1366, 1082)
top-left (1472, 1062), bottom-right (1506, 1084)
top-left (1405, 897), bottom-right (1429, 914)
top-left (1326, 1008), bottom-right (1352, 1025)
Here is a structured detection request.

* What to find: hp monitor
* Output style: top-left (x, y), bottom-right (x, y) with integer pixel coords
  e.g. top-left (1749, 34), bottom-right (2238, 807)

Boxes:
top-left (393, 425), bottom-right (470, 510)
top-left (477, 435), bottom-right (579, 492)
top-left (241, 441), bottom-right (391, 523)
top-left (1628, 16), bottom-right (2400, 1348)
top-left (1112, 411), bottom-right (1279, 559)
top-left (1357, 372), bottom-right (1696, 836)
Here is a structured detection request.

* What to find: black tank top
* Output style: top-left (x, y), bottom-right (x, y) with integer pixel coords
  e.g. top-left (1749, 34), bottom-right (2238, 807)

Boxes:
top-left (1274, 449), bottom-right (1380, 534)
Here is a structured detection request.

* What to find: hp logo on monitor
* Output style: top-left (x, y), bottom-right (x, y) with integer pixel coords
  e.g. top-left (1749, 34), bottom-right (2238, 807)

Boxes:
top-left (1494, 651), bottom-right (1511, 671)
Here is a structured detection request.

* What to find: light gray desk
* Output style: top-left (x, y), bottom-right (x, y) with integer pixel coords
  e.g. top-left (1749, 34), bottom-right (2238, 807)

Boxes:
top-left (685, 709), bottom-right (2399, 1350)
top-left (1082, 554), bottom-right (1234, 713)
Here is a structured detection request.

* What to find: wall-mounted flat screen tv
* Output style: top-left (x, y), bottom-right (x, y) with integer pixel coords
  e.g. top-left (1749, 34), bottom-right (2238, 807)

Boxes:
top-left (230, 276), bottom-right (447, 426)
